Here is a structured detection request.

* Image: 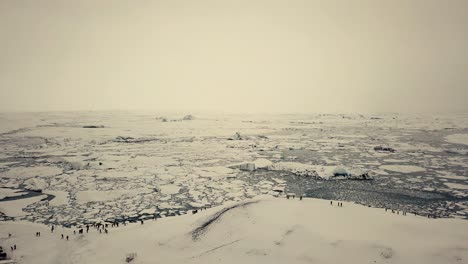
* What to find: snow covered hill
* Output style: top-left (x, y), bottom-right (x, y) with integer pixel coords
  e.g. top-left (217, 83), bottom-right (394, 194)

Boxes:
top-left (1, 196), bottom-right (467, 264)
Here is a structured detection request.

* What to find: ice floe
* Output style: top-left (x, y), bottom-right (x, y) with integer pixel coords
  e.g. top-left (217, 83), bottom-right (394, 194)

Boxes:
top-left (228, 132), bottom-right (243, 140)
top-left (266, 162), bottom-right (372, 180)
top-left (44, 190), bottom-right (69, 206)
top-left (0, 188), bottom-right (27, 200)
top-left (267, 162), bottom-right (319, 177)
top-left (0, 166), bottom-right (62, 179)
top-left (437, 171), bottom-right (468, 180)
top-left (228, 158), bottom-right (274, 171)
top-left (443, 182), bottom-right (468, 190)
top-left (0, 195), bottom-right (47, 217)
top-left (75, 189), bottom-right (153, 204)
top-left (193, 166), bottom-right (236, 179)
top-left (23, 178), bottom-right (48, 192)
top-left (445, 133), bottom-right (468, 145)
top-left (159, 184), bottom-right (181, 195)
top-left (380, 165), bottom-right (426, 173)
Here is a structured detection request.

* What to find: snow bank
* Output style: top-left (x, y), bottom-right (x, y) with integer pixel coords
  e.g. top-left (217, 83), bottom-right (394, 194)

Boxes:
top-left (1, 197), bottom-right (468, 264)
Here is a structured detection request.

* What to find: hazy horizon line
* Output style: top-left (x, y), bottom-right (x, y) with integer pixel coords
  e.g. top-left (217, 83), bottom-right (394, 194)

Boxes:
top-left (1, 107), bottom-right (467, 116)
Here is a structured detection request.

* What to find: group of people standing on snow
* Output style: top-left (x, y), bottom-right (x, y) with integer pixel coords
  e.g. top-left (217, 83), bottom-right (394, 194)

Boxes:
top-left (385, 208), bottom-right (410, 216)
top-left (330, 201), bottom-right (344, 207)
top-left (286, 194), bottom-right (303, 200)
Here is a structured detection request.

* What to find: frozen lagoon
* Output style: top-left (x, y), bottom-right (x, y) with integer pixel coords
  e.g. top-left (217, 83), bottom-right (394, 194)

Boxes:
top-left (0, 111), bottom-right (467, 226)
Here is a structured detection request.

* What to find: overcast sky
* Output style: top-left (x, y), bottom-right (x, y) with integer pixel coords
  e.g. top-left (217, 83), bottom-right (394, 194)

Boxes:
top-left (1, 0), bottom-right (467, 113)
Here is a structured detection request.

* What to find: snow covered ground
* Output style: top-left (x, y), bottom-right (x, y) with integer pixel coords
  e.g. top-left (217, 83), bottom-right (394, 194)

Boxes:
top-left (1, 196), bottom-right (467, 264)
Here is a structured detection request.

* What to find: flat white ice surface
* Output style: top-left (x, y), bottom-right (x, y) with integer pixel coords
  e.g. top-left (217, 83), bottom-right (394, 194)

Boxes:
top-left (446, 134), bottom-right (468, 145)
top-left (159, 184), bottom-right (181, 195)
top-left (0, 195), bottom-right (46, 217)
top-left (0, 188), bottom-right (27, 200)
top-left (1, 197), bottom-right (467, 264)
top-left (444, 182), bottom-right (468, 190)
top-left (437, 171), bottom-right (468, 180)
top-left (0, 166), bottom-right (62, 179)
top-left (44, 191), bottom-right (69, 206)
